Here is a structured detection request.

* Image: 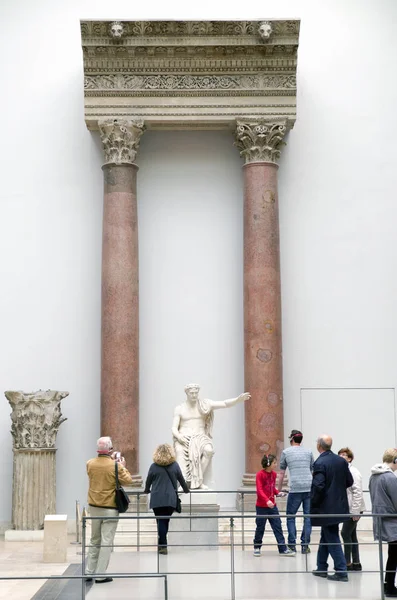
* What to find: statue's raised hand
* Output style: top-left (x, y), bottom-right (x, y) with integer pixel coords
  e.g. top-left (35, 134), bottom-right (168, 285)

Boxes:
top-left (237, 392), bottom-right (251, 403)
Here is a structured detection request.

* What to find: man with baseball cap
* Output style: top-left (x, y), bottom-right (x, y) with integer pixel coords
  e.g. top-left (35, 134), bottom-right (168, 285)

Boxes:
top-left (85, 436), bottom-right (133, 584)
top-left (279, 429), bottom-right (314, 553)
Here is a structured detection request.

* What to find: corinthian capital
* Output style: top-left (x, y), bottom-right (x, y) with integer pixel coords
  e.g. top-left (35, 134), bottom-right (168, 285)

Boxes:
top-left (99, 118), bottom-right (145, 165)
top-left (5, 390), bottom-right (68, 449)
top-left (234, 119), bottom-right (288, 164)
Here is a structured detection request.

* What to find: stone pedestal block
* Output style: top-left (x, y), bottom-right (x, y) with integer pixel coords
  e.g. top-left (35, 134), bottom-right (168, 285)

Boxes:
top-left (43, 514), bottom-right (68, 563)
top-left (169, 493), bottom-right (220, 550)
top-left (5, 529), bottom-right (44, 541)
top-left (125, 488), bottom-right (148, 512)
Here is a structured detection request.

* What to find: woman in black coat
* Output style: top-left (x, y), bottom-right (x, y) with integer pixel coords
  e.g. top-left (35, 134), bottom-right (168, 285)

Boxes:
top-left (144, 443), bottom-right (189, 554)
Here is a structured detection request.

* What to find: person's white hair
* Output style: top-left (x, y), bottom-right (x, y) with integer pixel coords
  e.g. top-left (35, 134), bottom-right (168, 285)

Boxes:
top-left (97, 436), bottom-right (112, 453)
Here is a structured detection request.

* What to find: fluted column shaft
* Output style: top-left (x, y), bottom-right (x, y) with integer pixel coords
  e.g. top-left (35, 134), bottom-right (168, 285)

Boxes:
top-left (13, 449), bottom-right (56, 529)
top-left (99, 119), bottom-right (145, 483)
top-left (235, 119), bottom-right (288, 485)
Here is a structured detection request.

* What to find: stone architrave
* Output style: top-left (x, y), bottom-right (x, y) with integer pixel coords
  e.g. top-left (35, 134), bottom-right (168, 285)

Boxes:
top-left (99, 118), bottom-right (145, 486)
top-left (5, 390), bottom-right (68, 530)
top-left (234, 119), bottom-right (288, 491)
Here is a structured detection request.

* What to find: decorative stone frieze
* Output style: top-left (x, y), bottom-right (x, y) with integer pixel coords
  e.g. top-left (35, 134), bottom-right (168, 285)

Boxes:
top-left (85, 74), bottom-right (297, 92)
top-left (99, 118), bottom-right (145, 164)
top-left (5, 390), bottom-right (68, 530)
top-left (234, 119), bottom-right (288, 164)
top-left (80, 20), bottom-right (300, 130)
top-left (81, 20), bottom-right (300, 38)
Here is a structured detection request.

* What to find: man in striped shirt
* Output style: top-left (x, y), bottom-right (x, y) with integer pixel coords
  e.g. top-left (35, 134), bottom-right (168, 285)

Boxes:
top-left (279, 429), bottom-right (314, 554)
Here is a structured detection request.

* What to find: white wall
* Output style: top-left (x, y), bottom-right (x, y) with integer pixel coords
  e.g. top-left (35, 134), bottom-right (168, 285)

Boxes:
top-left (137, 131), bottom-right (245, 503)
top-left (1, 0), bottom-right (397, 522)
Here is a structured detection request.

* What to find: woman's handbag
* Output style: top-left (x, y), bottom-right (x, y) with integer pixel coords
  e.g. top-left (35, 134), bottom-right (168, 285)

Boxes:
top-left (164, 467), bottom-right (182, 513)
top-left (115, 461), bottom-right (130, 513)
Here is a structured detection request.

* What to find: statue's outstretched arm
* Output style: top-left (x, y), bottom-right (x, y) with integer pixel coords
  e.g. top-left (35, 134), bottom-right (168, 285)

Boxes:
top-left (209, 392), bottom-right (251, 410)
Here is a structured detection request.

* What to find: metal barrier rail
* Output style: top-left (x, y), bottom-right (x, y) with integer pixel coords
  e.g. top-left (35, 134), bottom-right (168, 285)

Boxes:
top-left (82, 511), bottom-right (389, 600)
top-left (0, 508), bottom-right (387, 600)
top-left (127, 488), bottom-right (374, 552)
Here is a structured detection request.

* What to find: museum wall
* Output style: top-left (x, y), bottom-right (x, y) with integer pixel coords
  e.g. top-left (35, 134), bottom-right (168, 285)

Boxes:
top-left (0, 0), bottom-right (396, 522)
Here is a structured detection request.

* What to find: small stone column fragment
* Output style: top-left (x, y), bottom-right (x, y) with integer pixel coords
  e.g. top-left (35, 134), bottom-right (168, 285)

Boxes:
top-left (235, 119), bottom-right (288, 487)
top-left (5, 390), bottom-right (68, 530)
top-left (99, 118), bottom-right (145, 485)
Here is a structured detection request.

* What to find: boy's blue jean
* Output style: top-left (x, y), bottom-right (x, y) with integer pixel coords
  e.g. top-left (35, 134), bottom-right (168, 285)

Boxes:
top-left (286, 491), bottom-right (312, 549)
top-left (253, 506), bottom-right (287, 553)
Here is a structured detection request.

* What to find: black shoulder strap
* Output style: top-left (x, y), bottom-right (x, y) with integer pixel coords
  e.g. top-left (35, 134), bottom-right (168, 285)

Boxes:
top-left (164, 466), bottom-right (177, 492)
top-left (115, 461), bottom-right (120, 490)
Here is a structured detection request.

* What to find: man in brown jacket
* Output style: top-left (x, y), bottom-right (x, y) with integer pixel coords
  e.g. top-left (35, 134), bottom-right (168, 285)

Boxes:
top-left (85, 436), bottom-right (133, 583)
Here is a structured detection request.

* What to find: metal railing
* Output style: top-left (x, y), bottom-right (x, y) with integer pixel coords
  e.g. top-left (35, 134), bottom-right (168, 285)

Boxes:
top-left (0, 500), bottom-right (391, 600)
top-left (80, 510), bottom-right (389, 600)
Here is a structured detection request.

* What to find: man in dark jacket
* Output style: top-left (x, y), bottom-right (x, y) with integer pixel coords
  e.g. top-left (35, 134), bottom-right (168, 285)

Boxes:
top-left (311, 434), bottom-right (353, 582)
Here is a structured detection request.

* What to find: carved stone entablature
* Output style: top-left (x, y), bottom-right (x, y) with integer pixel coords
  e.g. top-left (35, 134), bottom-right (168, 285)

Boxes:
top-left (234, 119), bottom-right (289, 164)
top-left (99, 118), bottom-right (145, 164)
top-left (80, 20), bottom-right (300, 130)
top-left (5, 390), bottom-right (68, 450)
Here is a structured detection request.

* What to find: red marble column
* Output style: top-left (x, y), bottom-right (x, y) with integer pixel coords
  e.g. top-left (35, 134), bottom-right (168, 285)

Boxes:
top-left (235, 119), bottom-right (288, 487)
top-left (99, 119), bottom-right (145, 486)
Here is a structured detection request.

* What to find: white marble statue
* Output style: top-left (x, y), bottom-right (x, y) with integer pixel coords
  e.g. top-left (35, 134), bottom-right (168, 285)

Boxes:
top-left (172, 384), bottom-right (250, 489)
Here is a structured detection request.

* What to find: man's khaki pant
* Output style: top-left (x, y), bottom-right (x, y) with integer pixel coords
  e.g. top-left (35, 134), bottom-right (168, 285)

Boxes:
top-left (85, 506), bottom-right (119, 576)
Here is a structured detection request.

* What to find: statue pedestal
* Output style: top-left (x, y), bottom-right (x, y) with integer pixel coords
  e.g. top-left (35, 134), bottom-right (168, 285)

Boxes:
top-left (169, 492), bottom-right (220, 551)
top-left (5, 529), bottom-right (44, 541)
top-left (236, 486), bottom-right (257, 511)
top-left (124, 487), bottom-right (148, 512)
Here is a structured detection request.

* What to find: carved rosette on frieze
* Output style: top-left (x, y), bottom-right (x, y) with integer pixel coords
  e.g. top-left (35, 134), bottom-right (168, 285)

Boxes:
top-left (5, 390), bottom-right (68, 450)
top-left (98, 118), bottom-right (145, 165)
top-left (234, 119), bottom-right (288, 164)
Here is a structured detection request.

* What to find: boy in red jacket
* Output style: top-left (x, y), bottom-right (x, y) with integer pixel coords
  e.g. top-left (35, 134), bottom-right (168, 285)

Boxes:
top-left (253, 454), bottom-right (295, 557)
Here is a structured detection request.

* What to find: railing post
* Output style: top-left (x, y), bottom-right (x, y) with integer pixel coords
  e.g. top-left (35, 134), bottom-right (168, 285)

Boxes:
top-left (71, 500), bottom-right (81, 545)
top-left (230, 516), bottom-right (236, 600)
top-left (241, 492), bottom-right (245, 551)
top-left (378, 516), bottom-right (385, 600)
top-left (81, 515), bottom-right (87, 600)
top-left (190, 490), bottom-right (192, 531)
top-left (137, 492), bottom-right (140, 552)
top-left (164, 574), bottom-right (168, 600)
